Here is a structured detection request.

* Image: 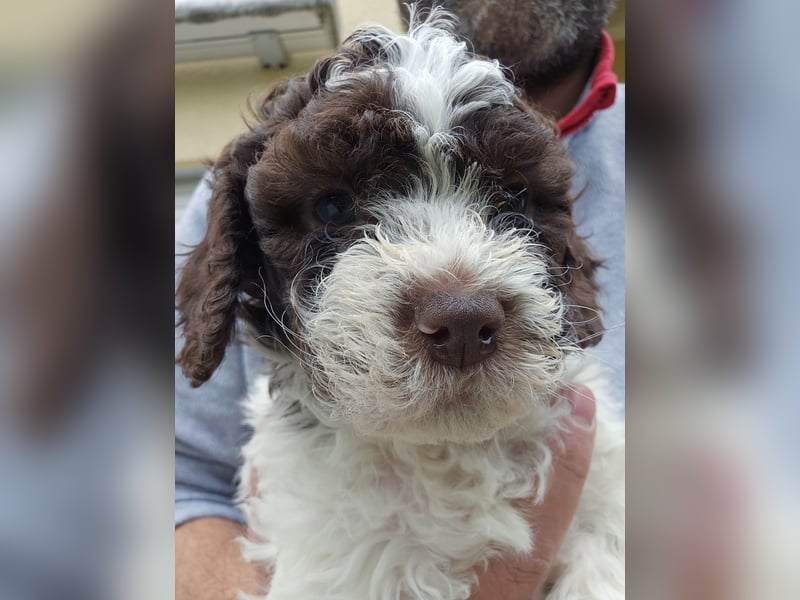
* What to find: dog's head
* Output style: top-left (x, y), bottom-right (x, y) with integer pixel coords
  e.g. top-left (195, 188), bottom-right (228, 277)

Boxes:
top-left (177, 10), bottom-right (602, 443)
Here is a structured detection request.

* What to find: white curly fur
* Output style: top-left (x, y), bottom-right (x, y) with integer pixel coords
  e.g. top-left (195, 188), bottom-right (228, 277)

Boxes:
top-left (326, 7), bottom-right (516, 162)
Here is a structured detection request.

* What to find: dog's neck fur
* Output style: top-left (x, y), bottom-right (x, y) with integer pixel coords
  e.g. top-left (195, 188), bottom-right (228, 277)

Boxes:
top-left (239, 355), bottom-right (562, 598)
top-left (238, 339), bottom-right (622, 600)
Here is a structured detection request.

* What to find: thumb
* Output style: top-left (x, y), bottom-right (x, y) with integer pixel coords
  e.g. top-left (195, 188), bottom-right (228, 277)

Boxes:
top-left (526, 385), bottom-right (596, 567)
top-left (554, 384), bottom-right (597, 485)
top-left (470, 386), bottom-right (596, 599)
top-left (529, 386), bottom-right (595, 528)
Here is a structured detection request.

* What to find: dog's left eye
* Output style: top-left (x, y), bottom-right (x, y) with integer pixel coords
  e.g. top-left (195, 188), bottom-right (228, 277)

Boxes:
top-left (315, 192), bottom-right (355, 226)
top-left (490, 183), bottom-right (540, 236)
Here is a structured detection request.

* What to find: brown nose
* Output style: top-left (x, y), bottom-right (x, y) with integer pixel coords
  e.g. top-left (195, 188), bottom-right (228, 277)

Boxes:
top-left (415, 292), bottom-right (505, 368)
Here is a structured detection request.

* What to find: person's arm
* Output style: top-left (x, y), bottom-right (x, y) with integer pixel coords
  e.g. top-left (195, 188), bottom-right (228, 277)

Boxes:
top-left (176, 518), bottom-right (263, 600)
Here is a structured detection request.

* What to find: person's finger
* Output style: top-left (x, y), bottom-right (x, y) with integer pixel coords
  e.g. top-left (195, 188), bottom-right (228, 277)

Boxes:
top-left (471, 385), bottom-right (596, 600)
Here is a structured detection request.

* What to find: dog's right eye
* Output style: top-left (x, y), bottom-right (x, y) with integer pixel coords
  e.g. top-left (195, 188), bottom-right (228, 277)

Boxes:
top-left (496, 183), bottom-right (527, 213)
top-left (315, 192), bottom-right (355, 226)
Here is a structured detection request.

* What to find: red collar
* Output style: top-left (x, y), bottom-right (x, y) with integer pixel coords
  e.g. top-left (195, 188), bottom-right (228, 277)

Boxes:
top-left (557, 31), bottom-right (618, 138)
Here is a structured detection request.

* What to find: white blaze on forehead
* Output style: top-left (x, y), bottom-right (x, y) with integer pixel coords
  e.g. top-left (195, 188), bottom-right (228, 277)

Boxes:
top-left (326, 11), bottom-right (517, 153)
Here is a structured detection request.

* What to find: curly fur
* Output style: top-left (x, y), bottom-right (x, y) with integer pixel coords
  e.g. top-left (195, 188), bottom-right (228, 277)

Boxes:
top-left (176, 7), bottom-right (624, 599)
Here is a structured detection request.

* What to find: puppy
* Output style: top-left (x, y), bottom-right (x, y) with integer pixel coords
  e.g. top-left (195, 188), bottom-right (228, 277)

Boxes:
top-left (177, 9), bottom-right (624, 600)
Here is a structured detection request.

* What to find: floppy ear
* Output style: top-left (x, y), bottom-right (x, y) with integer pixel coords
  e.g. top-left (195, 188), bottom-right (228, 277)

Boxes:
top-left (509, 98), bottom-right (605, 349)
top-left (176, 76), bottom-right (316, 387)
top-left (560, 226), bottom-right (604, 348)
top-left (176, 131), bottom-right (266, 387)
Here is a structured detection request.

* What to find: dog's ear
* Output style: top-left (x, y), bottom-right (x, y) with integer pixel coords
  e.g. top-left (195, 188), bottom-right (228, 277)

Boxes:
top-left (509, 99), bottom-right (605, 349)
top-left (560, 226), bottom-right (604, 348)
top-left (176, 131), bottom-right (266, 387)
top-left (177, 77), bottom-right (314, 387)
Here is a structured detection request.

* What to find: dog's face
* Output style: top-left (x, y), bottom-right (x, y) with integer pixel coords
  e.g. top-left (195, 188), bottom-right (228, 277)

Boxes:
top-left (177, 13), bottom-right (602, 444)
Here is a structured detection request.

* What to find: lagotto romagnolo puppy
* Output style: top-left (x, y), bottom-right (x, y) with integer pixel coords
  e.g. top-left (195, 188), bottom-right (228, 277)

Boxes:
top-left (177, 9), bottom-right (624, 600)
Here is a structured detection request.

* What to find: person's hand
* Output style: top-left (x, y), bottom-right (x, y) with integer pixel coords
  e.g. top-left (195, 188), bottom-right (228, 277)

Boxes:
top-left (176, 517), bottom-right (265, 600)
top-left (470, 385), bottom-right (596, 600)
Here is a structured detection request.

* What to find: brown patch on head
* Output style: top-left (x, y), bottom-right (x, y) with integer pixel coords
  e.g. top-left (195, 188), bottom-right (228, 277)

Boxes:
top-left (176, 39), bottom-right (423, 386)
top-left (450, 99), bottom-right (604, 347)
top-left (246, 79), bottom-right (420, 239)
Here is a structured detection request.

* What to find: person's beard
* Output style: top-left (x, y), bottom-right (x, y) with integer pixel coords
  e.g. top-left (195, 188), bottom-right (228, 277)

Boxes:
top-left (408, 0), bottom-right (614, 89)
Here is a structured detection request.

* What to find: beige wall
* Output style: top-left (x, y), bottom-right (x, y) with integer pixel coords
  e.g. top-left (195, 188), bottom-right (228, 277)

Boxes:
top-left (175, 52), bottom-right (320, 169)
top-left (333, 0), bottom-right (403, 42)
top-left (609, 0), bottom-right (625, 81)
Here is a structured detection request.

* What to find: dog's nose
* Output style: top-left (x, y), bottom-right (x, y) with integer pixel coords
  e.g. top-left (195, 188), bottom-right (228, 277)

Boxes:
top-left (415, 292), bottom-right (505, 368)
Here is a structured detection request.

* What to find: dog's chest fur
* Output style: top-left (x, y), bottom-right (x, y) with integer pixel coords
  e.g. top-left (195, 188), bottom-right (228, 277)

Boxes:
top-left (238, 359), bottom-right (623, 600)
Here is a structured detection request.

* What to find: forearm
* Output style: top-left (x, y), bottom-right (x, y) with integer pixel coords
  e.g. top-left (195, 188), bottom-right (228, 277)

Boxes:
top-left (176, 517), bottom-right (265, 600)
